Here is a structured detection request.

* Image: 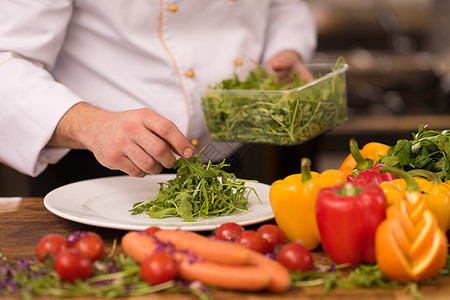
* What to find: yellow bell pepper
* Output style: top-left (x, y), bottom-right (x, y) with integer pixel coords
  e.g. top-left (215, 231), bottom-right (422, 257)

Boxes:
top-left (339, 139), bottom-right (390, 177)
top-left (411, 171), bottom-right (450, 231)
top-left (269, 158), bottom-right (347, 250)
top-left (379, 179), bottom-right (407, 205)
top-left (379, 169), bottom-right (450, 231)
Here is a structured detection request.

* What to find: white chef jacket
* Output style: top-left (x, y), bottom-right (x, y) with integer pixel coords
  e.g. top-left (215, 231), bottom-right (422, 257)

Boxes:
top-left (0, 0), bottom-right (316, 177)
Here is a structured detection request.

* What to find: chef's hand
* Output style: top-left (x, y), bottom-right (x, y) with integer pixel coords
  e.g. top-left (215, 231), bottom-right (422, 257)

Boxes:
top-left (267, 50), bottom-right (313, 83)
top-left (48, 102), bottom-right (195, 177)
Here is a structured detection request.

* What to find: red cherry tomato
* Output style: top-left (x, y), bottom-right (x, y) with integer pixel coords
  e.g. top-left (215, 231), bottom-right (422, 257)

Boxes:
top-left (54, 248), bottom-right (93, 282)
top-left (69, 231), bottom-right (104, 261)
top-left (233, 230), bottom-right (268, 254)
top-left (215, 222), bottom-right (244, 241)
top-left (256, 224), bottom-right (286, 253)
top-left (144, 227), bottom-right (161, 237)
top-left (140, 252), bottom-right (178, 285)
top-left (277, 242), bottom-right (314, 272)
top-left (35, 233), bottom-right (68, 262)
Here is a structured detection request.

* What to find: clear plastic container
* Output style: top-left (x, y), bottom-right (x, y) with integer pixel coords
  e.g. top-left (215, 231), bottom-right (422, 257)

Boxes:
top-left (201, 63), bottom-right (349, 146)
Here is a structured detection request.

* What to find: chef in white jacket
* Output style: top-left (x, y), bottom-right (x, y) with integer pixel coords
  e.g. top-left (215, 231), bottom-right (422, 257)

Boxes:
top-left (0, 0), bottom-right (316, 192)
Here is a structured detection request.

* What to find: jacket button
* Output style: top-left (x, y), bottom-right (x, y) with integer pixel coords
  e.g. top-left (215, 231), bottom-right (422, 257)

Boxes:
top-left (169, 4), bottom-right (178, 12)
top-left (186, 69), bottom-right (195, 78)
top-left (191, 138), bottom-right (199, 147)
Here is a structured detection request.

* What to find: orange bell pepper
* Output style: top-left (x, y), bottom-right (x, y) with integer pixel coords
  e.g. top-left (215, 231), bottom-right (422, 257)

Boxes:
top-left (376, 167), bottom-right (448, 283)
top-left (269, 158), bottom-right (347, 250)
top-left (339, 138), bottom-right (390, 177)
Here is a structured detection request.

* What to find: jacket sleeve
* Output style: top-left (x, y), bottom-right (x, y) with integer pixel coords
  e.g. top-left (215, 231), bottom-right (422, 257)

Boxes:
top-left (262, 0), bottom-right (317, 63)
top-left (0, 0), bottom-right (82, 176)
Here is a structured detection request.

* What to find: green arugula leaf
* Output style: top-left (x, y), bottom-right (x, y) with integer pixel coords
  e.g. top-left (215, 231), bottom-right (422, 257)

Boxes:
top-left (379, 126), bottom-right (450, 181)
top-left (130, 150), bottom-right (260, 221)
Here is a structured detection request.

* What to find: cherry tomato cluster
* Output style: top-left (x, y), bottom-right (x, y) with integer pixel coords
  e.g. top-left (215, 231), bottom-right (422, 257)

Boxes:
top-left (35, 231), bottom-right (105, 282)
top-left (214, 222), bottom-right (314, 272)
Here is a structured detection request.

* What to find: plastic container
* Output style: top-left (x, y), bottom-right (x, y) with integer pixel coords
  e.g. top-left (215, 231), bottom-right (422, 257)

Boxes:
top-left (201, 63), bottom-right (349, 146)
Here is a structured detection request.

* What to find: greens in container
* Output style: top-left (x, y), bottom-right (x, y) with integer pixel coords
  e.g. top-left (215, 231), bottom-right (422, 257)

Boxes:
top-left (201, 58), bottom-right (348, 145)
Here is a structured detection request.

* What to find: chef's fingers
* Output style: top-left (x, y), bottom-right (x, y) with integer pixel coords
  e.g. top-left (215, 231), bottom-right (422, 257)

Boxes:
top-left (267, 50), bottom-right (314, 83)
top-left (294, 64), bottom-right (314, 82)
top-left (93, 149), bottom-right (150, 178)
top-left (122, 143), bottom-right (164, 175)
top-left (141, 110), bottom-right (195, 163)
top-left (270, 52), bottom-right (292, 72)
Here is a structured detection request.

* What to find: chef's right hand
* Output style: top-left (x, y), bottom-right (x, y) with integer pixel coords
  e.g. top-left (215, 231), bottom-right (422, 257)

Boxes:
top-left (48, 102), bottom-right (195, 177)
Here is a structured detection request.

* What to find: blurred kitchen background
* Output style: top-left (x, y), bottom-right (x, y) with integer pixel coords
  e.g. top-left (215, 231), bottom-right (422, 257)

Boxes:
top-left (1, 0), bottom-right (450, 196)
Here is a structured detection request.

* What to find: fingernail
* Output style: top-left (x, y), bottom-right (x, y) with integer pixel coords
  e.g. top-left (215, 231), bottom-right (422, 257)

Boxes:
top-left (184, 147), bottom-right (194, 157)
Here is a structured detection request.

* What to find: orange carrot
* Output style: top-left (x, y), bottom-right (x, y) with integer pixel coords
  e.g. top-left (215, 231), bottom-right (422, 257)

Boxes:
top-left (121, 231), bottom-right (158, 263)
top-left (249, 252), bottom-right (291, 293)
top-left (177, 259), bottom-right (271, 291)
top-left (121, 229), bottom-right (292, 293)
top-left (153, 229), bottom-right (253, 265)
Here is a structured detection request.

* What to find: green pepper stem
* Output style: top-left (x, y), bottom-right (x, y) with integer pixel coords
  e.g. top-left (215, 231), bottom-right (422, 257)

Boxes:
top-left (407, 169), bottom-right (442, 183)
top-left (336, 182), bottom-right (363, 197)
top-left (301, 157), bottom-right (313, 184)
top-left (379, 166), bottom-right (419, 192)
top-left (349, 138), bottom-right (373, 170)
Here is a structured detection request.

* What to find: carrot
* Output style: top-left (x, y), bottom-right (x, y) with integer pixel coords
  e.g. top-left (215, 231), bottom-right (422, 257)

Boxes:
top-left (121, 229), bottom-right (292, 293)
top-left (121, 231), bottom-right (158, 263)
top-left (249, 252), bottom-right (291, 293)
top-left (177, 258), bottom-right (271, 292)
top-left (153, 229), bottom-right (253, 265)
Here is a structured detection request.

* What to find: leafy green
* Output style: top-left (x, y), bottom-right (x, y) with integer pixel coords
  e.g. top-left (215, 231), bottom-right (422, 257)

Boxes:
top-left (0, 249), bottom-right (215, 300)
top-left (130, 150), bottom-right (260, 222)
top-left (201, 58), bottom-right (348, 145)
top-left (379, 125), bottom-right (450, 181)
top-left (292, 264), bottom-right (397, 292)
top-left (292, 252), bottom-right (450, 299)
top-left (0, 253), bottom-right (174, 299)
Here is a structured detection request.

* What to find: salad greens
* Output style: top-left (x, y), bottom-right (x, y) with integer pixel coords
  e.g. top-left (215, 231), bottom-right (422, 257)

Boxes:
top-left (0, 253), bottom-right (173, 299)
top-left (201, 58), bottom-right (348, 145)
top-left (291, 254), bottom-right (450, 300)
top-left (130, 150), bottom-right (260, 222)
top-left (0, 252), bottom-right (212, 300)
top-left (379, 125), bottom-right (450, 182)
top-left (1, 240), bottom-right (449, 299)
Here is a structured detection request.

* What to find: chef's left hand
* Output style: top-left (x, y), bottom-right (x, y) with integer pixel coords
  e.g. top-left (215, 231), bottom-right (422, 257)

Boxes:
top-left (267, 50), bottom-right (313, 83)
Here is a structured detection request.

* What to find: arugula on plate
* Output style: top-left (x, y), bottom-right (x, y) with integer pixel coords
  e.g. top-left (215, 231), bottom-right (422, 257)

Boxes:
top-left (129, 150), bottom-right (260, 222)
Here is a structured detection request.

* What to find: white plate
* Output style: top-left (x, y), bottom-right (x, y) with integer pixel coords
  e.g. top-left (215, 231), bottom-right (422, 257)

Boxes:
top-left (43, 174), bottom-right (274, 231)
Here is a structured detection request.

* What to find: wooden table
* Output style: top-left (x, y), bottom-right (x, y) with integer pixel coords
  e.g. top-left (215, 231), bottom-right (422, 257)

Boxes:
top-left (1, 197), bottom-right (449, 300)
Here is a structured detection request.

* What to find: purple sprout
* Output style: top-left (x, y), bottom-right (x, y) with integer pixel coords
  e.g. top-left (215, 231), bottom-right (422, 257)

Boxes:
top-left (67, 230), bottom-right (88, 245)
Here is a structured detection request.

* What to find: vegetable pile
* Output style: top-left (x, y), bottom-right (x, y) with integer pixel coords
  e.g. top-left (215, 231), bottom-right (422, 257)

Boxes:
top-left (201, 58), bottom-right (348, 145)
top-left (268, 125), bottom-right (450, 293)
top-left (0, 224), bottom-right (306, 299)
top-left (2, 223), bottom-right (448, 300)
top-left (2, 125), bottom-right (450, 300)
top-left (130, 150), bottom-right (260, 221)
top-left (0, 231), bottom-right (175, 299)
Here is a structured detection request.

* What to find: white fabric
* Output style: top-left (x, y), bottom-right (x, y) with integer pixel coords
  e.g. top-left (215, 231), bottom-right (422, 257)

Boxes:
top-left (0, 0), bottom-right (316, 176)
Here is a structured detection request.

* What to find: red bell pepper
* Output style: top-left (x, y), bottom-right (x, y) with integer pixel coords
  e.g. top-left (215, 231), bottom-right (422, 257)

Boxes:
top-left (316, 182), bottom-right (387, 267)
top-left (345, 139), bottom-right (396, 184)
top-left (347, 163), bottom-right (397, 184)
